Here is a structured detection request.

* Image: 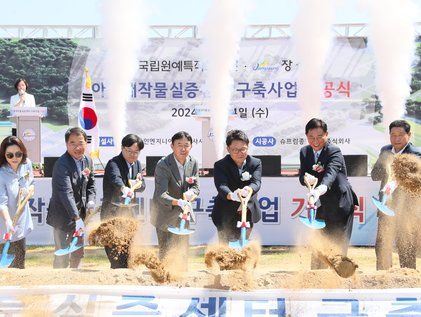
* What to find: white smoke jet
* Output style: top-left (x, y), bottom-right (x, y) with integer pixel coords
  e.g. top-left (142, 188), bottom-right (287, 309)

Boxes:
top-left (101, 0), bottom-right (149, 146)
top-left (367, 0), bottom-right (417, 128)
top-left (291, 0), bottom-right (335, 120)
top-left (202, 0), bottom-right (247, 159)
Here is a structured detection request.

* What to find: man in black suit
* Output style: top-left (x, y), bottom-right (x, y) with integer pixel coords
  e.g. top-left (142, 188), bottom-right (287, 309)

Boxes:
top-left (47, 127), bottom-right (96, 268)
top-left (371, 120), bottom-right (421, 270)
top-left (299, 118), bottom-right (358, 269)
top-left (101, 134), bottom-right (146, 268)
top-left (211, 130), bottom-right (262, 244)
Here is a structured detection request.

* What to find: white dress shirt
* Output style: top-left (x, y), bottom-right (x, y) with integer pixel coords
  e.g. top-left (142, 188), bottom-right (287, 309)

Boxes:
top-left (174, 154), bottom-right (185, 181)
top-left (391, 143), bottom-right (409, 155)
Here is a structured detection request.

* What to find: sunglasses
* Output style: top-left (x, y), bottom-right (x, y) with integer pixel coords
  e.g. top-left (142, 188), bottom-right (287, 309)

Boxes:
top-left (6, 152), bottom-right (23, 159)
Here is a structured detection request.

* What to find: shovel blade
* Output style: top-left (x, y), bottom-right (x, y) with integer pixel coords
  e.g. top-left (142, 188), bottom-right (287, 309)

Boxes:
top-left (0, 254), bottom-right (14, 268)
top-left (0, 241), bottom-right (14, 268)
top-left (54, 237), bottom-right (83, 256)
top-left (372, 196), bottom-right (395, 216)
top-left (167, 226), bottom-right (195, 235)
top-left (299, 215), bottom-right (326, 229)
top-left (54, 244), bottom-right (83, 256)
top-left (228, 239), bottom-right (249, 250)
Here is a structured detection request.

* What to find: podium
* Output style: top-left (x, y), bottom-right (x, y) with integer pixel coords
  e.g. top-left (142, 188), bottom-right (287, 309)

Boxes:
top-left (9, 107), bottom-right (47, 163)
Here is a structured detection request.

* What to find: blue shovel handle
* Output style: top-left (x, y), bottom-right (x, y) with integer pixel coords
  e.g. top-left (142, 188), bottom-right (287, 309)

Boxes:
top-left (240, 227), bottom-right (247, 247)
top-left (179, 219), bottom-right (186, 231)
top-left (310, 208), bottom-right (316, 223)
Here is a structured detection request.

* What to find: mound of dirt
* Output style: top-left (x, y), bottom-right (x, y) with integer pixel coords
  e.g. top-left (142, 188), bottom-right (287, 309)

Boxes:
top-left (204, 241), bottom-right (261, 271)
top-left (204, 241), bottom-right (261, 291)
top-left (128, 246), bottom-right (172, 283)
top-left (88, 217), bottom-right (138, 257)
top-left (392, 153), bottom-right (421, 197)
top-left (0, 267), bottom-right (419, 291)
top-left (321, 253), bottom-right (358, 278)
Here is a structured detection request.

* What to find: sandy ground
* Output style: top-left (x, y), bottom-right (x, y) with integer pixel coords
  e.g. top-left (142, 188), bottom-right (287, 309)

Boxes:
top-left (1, 245), bottom-right (420, 291)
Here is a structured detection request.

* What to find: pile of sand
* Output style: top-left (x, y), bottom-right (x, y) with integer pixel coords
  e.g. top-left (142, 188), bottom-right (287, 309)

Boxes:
top-left (88, 217), bottom-right (138, 258)
top-left (204, 241), bottom-right (261, 291)
top-left (392, 153), bottom-right (421, 197)
top-left (308, 232), bottom-right (358, 278)
top-left (204, 241), bottom-right (261, 271)
top-left (0, 267), bottom-right (419, 290)
top-left (128, 246), bottom-right (173, 283)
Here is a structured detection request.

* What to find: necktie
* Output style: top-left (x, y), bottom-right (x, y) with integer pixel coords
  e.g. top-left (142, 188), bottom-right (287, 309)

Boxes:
top-left (315, 152), bottom-right (319, 163)
top-left (131, 164), bottom-right (135, 179)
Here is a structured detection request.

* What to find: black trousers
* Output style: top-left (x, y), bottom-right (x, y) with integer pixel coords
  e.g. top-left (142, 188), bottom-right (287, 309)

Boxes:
top-left (217, 209), bottom-right (253, 245)
top-left (156, 228), bottom-right (189, 267)
top-left (0, 238), bottom-right (26, 269)
top-left (105, 245), bottom-right (129, 269)
top-left (311, 208), bottom-right (354, 270)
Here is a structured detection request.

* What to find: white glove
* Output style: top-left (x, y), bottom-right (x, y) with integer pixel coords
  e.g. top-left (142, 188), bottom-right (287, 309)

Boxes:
top-left (19, 187), bottom-right (28, 197)
top-left (177, 199), bottom-right (189, 208)
top-left (5, 218), bottom-right (14, 233)
top-left (229, 189), bottom-right (241, 202)
top-left (382, 180), bottom-right (397, 196)
top-left (240, 186), bottom-right (252, 197)
top-left (184, 190), bottom-right (195, 202)
top-left (305, 173), bottom-right (318, 186)
top-left (121, 186), bottom-right (134, 198)
top-left (87, 201), bottom-right (95, 209)
top-left (307, 184), bottom-right (327, 203)
top-left (75, 218), bottom-right (84, 231)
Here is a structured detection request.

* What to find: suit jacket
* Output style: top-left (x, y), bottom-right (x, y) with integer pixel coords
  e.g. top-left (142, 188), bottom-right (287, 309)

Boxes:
top-left (46, 152), bottom-right (96, 231)
top-left (150, 154), bottom-right (200, 231)
top-left (299, 142), bottom-right (358, 222)
top-left (371, 143), bottom-right (420, 198)
top-left (10, 93), bottom-right (36, 107)
top-left (211, 155), bottom-right (262, 228)
top-left (101, 153), bottom-right (146, 220)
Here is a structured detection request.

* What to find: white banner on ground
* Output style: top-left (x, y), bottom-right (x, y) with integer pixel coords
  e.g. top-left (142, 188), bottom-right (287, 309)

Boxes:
top-left (27, 177), bottom-right (380, 246)
top-left (0, 285), bottom-right (420, 316)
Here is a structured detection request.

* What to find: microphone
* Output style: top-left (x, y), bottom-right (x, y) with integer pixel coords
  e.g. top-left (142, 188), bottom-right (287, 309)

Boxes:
top-left (18, 89), bottom-right (25, 96)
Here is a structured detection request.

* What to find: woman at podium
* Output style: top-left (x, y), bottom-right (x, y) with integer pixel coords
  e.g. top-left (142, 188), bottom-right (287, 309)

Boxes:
top-left (10, 78), bottom-right (36, 108)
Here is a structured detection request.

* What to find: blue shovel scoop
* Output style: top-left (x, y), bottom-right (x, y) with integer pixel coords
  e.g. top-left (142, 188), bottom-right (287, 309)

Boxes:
top-left (168, 193), bottom-right (196, 235)
top-left (299, 174), bottom-right (326, 230)
top-left (371, 180), bottom-right (396, 216)
top-left (54, 227), bottom-right (84, 256)
top-left (229, 188), bottom-right (253, 249)
top-left (0, 186), bottom-right (34, 268)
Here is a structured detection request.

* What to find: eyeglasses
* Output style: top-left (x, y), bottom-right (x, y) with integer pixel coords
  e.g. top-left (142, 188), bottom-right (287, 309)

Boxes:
top-left (230, 147), bottom-right (248, 154)
top-left (124, 147), bottom-right (140, 156)
top-left (6, 152), bottom-right (23, 159)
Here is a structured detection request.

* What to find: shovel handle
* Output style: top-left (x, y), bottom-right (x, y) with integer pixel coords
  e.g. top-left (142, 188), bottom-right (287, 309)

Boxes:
top-left (13, 186), bottom-right (34, 226)
top-left (304, 174), bottom-right (318, 206)
top-left (304, 173), bottom-right (318, 191)
top-left (239, 188), bottom-right (252, 223)
top-left (181, 193), bottom-right (196, 215)
top-left (129, 178), bottom-right (143, 192)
